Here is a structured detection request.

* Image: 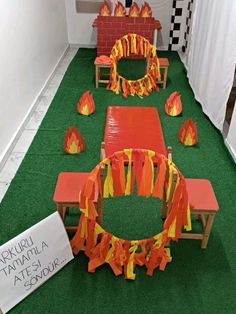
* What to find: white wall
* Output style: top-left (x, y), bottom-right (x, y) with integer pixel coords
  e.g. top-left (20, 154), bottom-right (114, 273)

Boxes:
top-left (0, 0), bottom-right (68, 163)
top-left (65, 0), bottom-right (172, 49)
top-left (226, 101), bottom-right (236, 161)
top-left (65, 0), bottom-right (97, 46)
top-left (148, 0), bottom-right (172, 50)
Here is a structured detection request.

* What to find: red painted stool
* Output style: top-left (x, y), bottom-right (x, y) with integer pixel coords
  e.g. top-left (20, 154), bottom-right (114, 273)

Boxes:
top-left (181, 179), bottom-right (219, 249)
top-left (158, 58), bottom-right (169, 89)
top-left (94, 55), bottom-right (112, 88)
top-left (146, 57), bottom-right (169, 88)
top-left (53, 172), bottom-right (100, 232)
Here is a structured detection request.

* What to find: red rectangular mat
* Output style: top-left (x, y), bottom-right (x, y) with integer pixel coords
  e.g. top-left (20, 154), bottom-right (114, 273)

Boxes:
top-left (104, 106), bottom-right (167, 158)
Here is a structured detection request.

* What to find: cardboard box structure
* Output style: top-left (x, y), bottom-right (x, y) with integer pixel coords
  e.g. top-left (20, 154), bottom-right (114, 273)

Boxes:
top-left (93, 16), bottom-right (161, 56)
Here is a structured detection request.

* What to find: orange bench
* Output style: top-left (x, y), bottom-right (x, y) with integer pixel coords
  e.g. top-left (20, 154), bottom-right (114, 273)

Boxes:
top-left (95, 56), bottom-right (169, 89)
top-left (53, 172), bottom-right (100, 232)
top-left (182, 179), bottom-right (219, 249)
top-left (162, 178), bottom-right (219, 249)
top-left (158, 58), bottom-right (169, 89)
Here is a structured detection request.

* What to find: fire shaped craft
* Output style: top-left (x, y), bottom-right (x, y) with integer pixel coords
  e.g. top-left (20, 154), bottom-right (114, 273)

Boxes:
top-left (179, 119), bottom-right (198, 146)
top-left (114, 1), bottom-right (126, 17)
top-left (129, 2), bottom-right (140, 17)
top-left (77, 91), bottom-right (96, 116)
top-left (99, 1), bottom-right (152, 18)
top-left (99, 0), bottom-right (111, 16)
top-left (140, 2), bottom-right (152, 17)
top-left (165, 92), bottom-right (183, 116)
top-left (64, 126), bottom-right (85, 154)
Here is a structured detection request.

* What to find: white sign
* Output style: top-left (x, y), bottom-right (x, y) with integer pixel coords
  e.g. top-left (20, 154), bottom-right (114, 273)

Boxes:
top-left (0, 212), bottom-right (74, 313)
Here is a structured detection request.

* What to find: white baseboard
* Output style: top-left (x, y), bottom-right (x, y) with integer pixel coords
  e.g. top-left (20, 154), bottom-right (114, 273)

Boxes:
top-left (157, 45), bottom-right (169, 51)
top-left (0, 44), bottom-right (70, 171)
top-left (224, 138), bottom-right (236, 163)
top-left (69, 43), bottom-right (97, 49)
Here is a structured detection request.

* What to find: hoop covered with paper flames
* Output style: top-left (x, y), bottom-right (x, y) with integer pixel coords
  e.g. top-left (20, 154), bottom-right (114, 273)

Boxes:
top-left (71, 148), bottom-right (191, 280)
top-left (107, 33), bottom-right (160, 98)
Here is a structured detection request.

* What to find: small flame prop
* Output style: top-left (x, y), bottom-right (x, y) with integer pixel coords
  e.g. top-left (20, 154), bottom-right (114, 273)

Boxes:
top-left (77, 91), bottom-right (96, 116)
top-left (129, 2), bottom-right (140, 17)
top-left (64, 126), bottom-right (85, 154)
top-left (99, 1), bottom-right (111, 16)
top-left (165, 92), bottom-right (183, 116)
top-left (140, 2), bottom-right (152, 17)
top-left (178, 119), bottom-right (198, 146)
top-left (114, 1), bottom-right (126, 17)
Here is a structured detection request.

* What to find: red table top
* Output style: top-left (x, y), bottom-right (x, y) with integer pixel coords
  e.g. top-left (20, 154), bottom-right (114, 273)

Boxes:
top-left (104, 106), bottom-right (167, 159)
top-left (185, 179), bottom-right (219, 212)
top-left (53, 172), bottom-right (98, 203)
top-left (159, 58), bottom-right (169, 67)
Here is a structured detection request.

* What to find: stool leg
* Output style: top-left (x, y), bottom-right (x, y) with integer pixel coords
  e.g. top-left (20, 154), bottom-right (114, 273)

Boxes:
top-left (161, 198), bottom-right (168, 220)
top-left (57, 205), bottom-right (66, 221)
top-left (201, 214), bottom-right (215, 249)
top-left (163, 67), bottom-right (168, 89)
top-left (95, 65), bottom-right (99, 88)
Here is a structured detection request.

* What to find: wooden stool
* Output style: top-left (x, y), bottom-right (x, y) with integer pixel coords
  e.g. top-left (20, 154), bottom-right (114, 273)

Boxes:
top-left (158, 58), bottom-right (169, 89)
top-left (181, 179), bottom-right (219, 249)
top-left (53, 172), bottom-right (100, 232)
top-left (146, 57), bottom-right (169, 89)
top-left (94, 57), bottom-right (111, 88)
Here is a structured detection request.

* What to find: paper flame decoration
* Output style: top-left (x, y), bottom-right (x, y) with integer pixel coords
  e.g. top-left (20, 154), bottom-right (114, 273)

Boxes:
top-left (165, 92), bottom-right (182, 116)
top-left (70, 148), bottom-right (192, 280)
top-left (77, 91), bottom-right (96, 116)
top-left (64, 126), bottom-right (85, 154)
top-left (114, 1), bottom-right (126, 17)
top-left (108, 33), bottom-right (160, 98)
top-left (129, 2), bottom-right (140, 17)
top-left (99, 0), bottom-right (111, 16)
top-left (140, 2), bottom-right (152, 17)
top-left (178, 119), bottom-right (198, 146)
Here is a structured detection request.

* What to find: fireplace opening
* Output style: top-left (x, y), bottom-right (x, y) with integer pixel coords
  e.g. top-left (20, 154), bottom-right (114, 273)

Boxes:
top-left (117, 58), bottom-right (146, 80)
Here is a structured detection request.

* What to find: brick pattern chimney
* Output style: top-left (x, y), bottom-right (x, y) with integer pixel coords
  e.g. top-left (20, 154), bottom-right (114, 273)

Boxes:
top-left (93, 16), bottom-right (161, 56)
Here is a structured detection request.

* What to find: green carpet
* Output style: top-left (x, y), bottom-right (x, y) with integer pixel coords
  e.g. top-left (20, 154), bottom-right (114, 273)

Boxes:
top-left (1, 49), bottom-right (236, 313)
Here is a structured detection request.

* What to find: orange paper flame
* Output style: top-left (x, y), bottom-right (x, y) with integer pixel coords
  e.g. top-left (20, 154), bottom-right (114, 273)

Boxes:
top-left (178, 119), bottom-right (198, 146)
top-left (129, 2), bottom-right (140, 17)
top-left (114, 1), bottom-right (126, 17)
top-left (165, 92), bottom-right (182, 116)
top-left (140, 2), bottom-right (152, 17)
top-left (64, 126), bottom-right (85, 154)
top-left (99, 1), bottom-right (111, 16)
top-left (78, 91), bottom-right (96, 116)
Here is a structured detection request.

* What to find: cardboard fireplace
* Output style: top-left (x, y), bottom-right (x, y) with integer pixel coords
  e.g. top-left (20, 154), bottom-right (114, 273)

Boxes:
top-left (93, 1), bottom-right (161, 56)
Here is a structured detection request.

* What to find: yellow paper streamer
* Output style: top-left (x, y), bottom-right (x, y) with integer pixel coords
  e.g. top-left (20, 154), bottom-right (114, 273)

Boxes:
top-left (105, 236), bottom-right (118, 263)
top-left (124, 149), bottom-right (132, 195)
top-left (184, 204), bottom-right (192, 231)
top-left (153, 233), bottom-right (163, 249)
top-left (168, 217), bottom-right (176, 238)
top-left (148, 150), bottom-right (155, 194)
top-left (81, 216), bottom-right (88, 238)
top-left (127, 241), bottom-right (138, 280)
